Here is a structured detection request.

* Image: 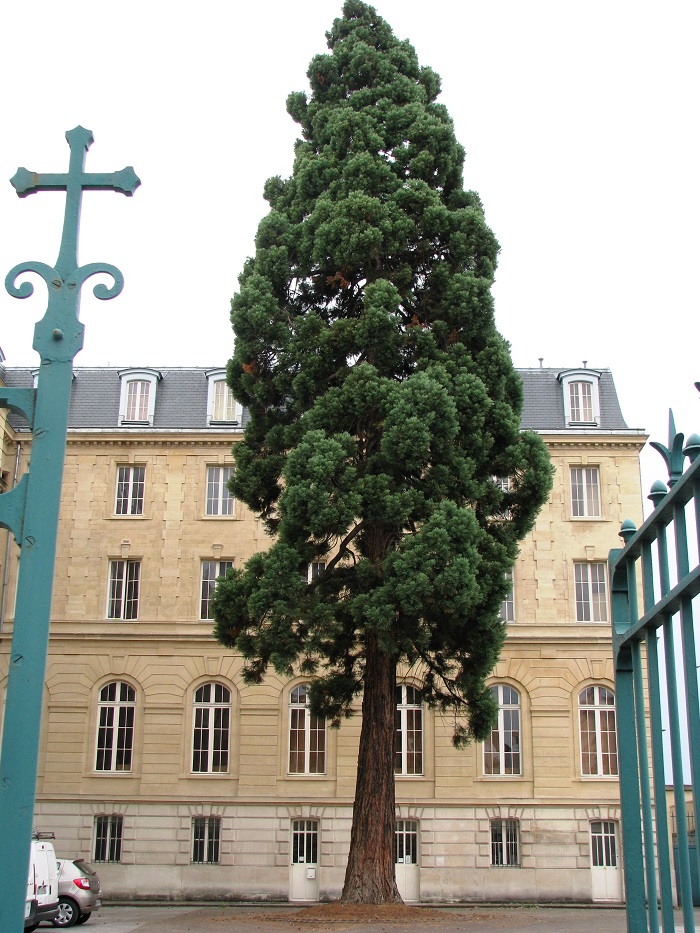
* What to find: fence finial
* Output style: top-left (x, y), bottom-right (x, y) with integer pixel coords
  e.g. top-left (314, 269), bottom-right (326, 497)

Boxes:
top-left (650, 409), bottom-right (685, 488)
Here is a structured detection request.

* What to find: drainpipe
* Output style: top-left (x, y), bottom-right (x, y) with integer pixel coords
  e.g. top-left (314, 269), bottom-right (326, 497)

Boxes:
top-left (0, 441), bottom-right (21, 633)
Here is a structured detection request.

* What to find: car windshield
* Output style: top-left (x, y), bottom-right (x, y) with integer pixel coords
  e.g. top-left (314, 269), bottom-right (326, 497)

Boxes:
top-left (73, 859), bottom-right (97, 875)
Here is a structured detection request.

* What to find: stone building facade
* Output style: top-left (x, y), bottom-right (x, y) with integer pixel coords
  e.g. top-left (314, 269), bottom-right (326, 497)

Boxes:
top-left (0, 364), bottom-right (646, 903)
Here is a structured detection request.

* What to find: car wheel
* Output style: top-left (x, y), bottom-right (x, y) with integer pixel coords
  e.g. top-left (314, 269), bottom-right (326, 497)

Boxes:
top-left (52, 896), bottom-right (80, 927)
top-left (75, 915), bottom-right (91, 926)
top-left (25, 926), bottom-right (38, 932)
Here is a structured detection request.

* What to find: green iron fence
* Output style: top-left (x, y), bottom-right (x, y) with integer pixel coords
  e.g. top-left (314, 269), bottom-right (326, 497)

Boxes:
top-left (610, 391), bottom-right (700, 933)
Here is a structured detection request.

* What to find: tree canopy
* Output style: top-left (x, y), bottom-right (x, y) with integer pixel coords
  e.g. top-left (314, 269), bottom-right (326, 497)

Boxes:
top-left (214, 0), bottom-right (552, 743)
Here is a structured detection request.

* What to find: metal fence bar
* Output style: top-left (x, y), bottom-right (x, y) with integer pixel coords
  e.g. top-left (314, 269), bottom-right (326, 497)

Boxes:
top-left (611, 411), bottom-right (700, 933)
top-left (632, 637), bottom-right (659, 933)
top-left (616, 643), bottom-right (648, 932)
top-left (644, 624), bottom-right (675, 933)
top-left (663, 615), bottom-right (695, 930)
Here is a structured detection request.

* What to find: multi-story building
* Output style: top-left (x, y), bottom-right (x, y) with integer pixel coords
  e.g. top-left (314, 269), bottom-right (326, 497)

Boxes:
top-left (0, 363), bottom-right (646, 903)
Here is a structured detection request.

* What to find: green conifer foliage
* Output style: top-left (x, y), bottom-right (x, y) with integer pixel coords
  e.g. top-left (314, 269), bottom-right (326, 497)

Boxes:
top-left (214, 0), bottom-right (553, 902)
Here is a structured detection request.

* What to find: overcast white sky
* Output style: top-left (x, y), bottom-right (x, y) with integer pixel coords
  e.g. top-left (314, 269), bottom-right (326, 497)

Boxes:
top-left (1, 0), bottom-right (699, 506)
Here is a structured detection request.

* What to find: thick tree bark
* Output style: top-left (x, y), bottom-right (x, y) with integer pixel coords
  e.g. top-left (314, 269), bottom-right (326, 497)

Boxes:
top-left (341, 632), bottom-right (402, 903)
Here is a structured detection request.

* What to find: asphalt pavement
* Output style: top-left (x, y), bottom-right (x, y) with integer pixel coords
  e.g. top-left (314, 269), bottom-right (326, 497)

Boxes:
top-left (34, 903), bottom-right (700, 933)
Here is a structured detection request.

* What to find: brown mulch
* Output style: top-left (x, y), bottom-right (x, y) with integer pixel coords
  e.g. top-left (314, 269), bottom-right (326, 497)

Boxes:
top-left (252, 903), bottom-right (494, 924)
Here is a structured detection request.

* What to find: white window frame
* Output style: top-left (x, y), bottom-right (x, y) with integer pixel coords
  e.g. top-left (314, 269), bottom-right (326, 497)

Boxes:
top-left (115, 465), bottom-right (145, 515)
top-left (117, 369), bottom-right (161, 425)
top-left (288, 684), bottom-right (326, 775)
top-left (579, 685), bottom-right (618, 777)
top-left (192, 815), bottom-right (221, 864)
top-left (307, 561), bottom-right (326, 583)
top-left (205, 465), bottom-right (235, 516)
top-left (395, 819), bottom-right (419, 864)
top-left (292, 819), bottom-right (318, 864)
top-left (558, 369), bottom-right (601, 426)
top-left (200, 560), bottom-right (234, 620)
top-left (93, 814), bottom-right (123, 862)
top-left (192, 683), bottom-right (231, 774)
top-left (395, 684), bottom-right (423, 776)
top-left (570, 466), bottom-right (601, 518)
top-left (95, 681), bottom-right (135, 772)
top-left (107, 559), bottom-right (141, 620)
top-left (574, 561), bottom-right (608, 622)
top-left (590, 820), bottom-right (618, 866)
top-left (500, 570), bottom-right (515, 622)
top-left (206, 370), bottom-right (242, 425)
top-left (490, 818), bottom-right (520, 867)
top-left (484, 684), bottom-right (521, 776)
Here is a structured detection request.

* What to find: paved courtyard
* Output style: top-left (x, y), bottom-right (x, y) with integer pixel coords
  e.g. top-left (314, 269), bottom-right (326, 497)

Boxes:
top-left (36, 903), bottom-right (700, 933)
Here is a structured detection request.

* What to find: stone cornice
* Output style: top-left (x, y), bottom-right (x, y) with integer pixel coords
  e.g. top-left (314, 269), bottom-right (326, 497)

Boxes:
top-left (8, 430), bottom-right (646, 452)
top-left (9, 431), bottom-right (243, 449)
top-left (539, 433), bottom-right (647, 452)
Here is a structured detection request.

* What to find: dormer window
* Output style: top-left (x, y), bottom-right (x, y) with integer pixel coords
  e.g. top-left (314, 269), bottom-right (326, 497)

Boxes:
top-left (118, 369), bottom-right (161, 426)
top-left (558, 370), bottom-right (601, 427)
top-left (206, 370), bottom-right (241, 425)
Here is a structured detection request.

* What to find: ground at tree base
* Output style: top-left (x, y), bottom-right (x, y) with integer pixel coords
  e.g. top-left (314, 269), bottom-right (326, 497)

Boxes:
top-left (92, 902), bottom-right (655, 933)
top-left (255, 902), bottom-right (481, 923)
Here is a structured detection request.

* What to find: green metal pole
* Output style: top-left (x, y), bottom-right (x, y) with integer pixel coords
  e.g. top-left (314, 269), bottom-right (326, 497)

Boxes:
top-left (643, 538), bottom-right (675, 933)
top-left (655, 517), bottom-right (694, 932)
top-left (617, 645), bottom-right (648, 933)
top-left (624, 556), bottom-right (659, 933)
top-left (0, 127), bottom-right (138, 933)
top-left (672, 502), bottom-right (700, 900)
top-left (611, 546), bottom-right (648, 933)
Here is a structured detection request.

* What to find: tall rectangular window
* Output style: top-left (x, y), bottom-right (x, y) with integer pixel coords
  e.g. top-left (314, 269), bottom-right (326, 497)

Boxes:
top-left (500, 571), bottom-right (515, 622)
top-left (569, 381), bottom-right (594, 423)
top-left (571, 467), bottom-right (601, 518)
top-left (200, 560), bottom-right (234, 620)
top-left (192, 683), bottom-right (231, 773)
top-left (94, 815), bottom-right (123, 862)
top-left (115, 465), bottom-right (145, 515)
top-left (125, 380), bottom-right (150, 422)
top-left (192, 816), bottom-right (221, 864)
top-left (212, 380), bottom-right (238, 422)
top-left (574, 562), bottom-right (608, 622)
top-left (96, 681), bottom-right (135, 772)
top-left (289, 684), bottom-right (326, 774)
top-left (484, 685), bottom-right (521, 776)
top-left (108, 560), bottom-right (140, 620)
top-left (206, 466), bottom-right (235, 516)
top-left (579, 686), bottom-right (618, 776)
top-left (395, 684), bottom-right (423, 775)
top-left (491, 819), bottom-right (519, 866)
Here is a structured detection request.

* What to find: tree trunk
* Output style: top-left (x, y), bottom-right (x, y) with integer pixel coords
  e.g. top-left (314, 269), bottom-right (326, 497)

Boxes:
top-left (341, 632), bottom-right (401, 903)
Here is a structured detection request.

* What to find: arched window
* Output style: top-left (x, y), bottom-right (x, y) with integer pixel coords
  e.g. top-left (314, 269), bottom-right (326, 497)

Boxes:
top-left (96, 681), bottom-right (135, 772)
top-left (192, 683), bottom-right (231, 773)
top-left (206, 370), bottom-right (242, 425)
top-left (579, 685), bottom-right (618, 776)
top-left (395, 684), bottom-right (423, 775)
top-left (484, 684), bottom-right (521, 776)
top-left (289, 684), bottom-right (326, 774)
top-left (117, 369), bottom-right (161, 425)
top-left (558, 369), bottom-right (601, 426)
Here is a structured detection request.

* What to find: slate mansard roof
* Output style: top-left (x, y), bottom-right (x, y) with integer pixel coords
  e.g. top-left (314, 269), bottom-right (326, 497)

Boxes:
top-left (0, 365), bottom-right (634, 433)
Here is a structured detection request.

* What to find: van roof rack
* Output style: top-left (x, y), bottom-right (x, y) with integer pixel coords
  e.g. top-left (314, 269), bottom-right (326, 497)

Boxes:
top-left (33, 831), bottom-right (56, 840)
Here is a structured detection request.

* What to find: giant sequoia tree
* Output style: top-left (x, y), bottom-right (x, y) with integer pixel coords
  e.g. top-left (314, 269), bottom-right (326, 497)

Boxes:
top-left (214, 0), bottom-right (552, 903)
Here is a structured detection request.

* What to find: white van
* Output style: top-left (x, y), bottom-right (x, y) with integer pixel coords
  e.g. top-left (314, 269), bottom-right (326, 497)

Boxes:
top-left (25, 834), bottom-right (59, 930)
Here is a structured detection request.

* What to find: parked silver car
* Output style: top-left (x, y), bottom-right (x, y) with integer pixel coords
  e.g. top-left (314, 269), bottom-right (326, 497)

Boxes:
top-left (52, 859), bottom-right (101, 927)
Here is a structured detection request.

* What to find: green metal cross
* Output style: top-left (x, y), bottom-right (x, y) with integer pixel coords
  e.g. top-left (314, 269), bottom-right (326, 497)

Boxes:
top-left (0, 126), bottom-right (139, 933)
